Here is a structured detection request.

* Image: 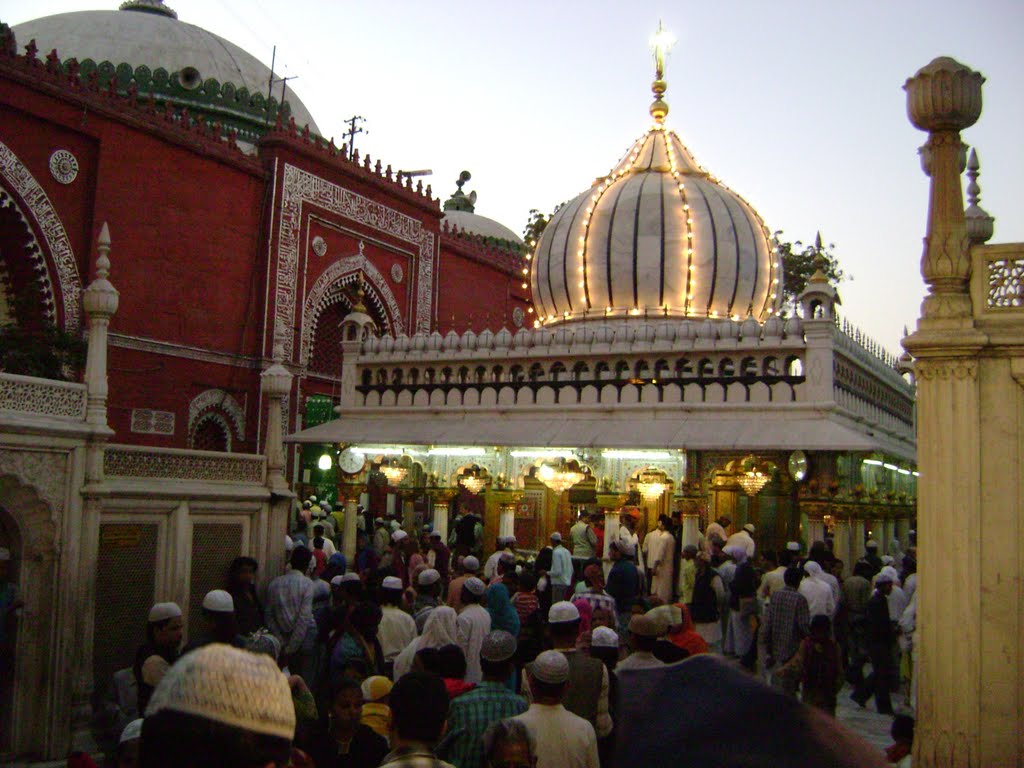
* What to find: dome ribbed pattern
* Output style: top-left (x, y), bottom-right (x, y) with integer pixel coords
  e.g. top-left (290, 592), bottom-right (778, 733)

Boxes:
top-left (531, 126), bottom-right (779, 323)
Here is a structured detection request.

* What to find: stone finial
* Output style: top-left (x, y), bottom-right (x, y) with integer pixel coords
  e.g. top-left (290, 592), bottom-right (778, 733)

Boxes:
top-left (965, 148), bottom-right (995, 244)
top-left (904, 57), bottom-right (984, 133)
top-left (649, 21), bottom-right (674, 124)
top-left (83, 223), bottom-right (119, 318)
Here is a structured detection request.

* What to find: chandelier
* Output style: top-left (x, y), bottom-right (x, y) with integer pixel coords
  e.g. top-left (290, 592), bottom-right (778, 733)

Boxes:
top-left (536, 460), bottom-right (585, 495)
top-left (737, 456), bottom-right (772, 496)
top-left (459, 467), bottom-right (488, 495)
top-left (380, 457), bottom-right (407, 485)
top-left (637, 468), bottom-right (667, 500)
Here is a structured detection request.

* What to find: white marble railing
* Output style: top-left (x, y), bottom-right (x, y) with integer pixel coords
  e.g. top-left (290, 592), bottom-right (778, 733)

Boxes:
top-left (972, 243), bottom-right (1024, 316)
top-left (0, 372), bottom-right (87, 420)
top-left (103, 444), bottom-right (266, 484)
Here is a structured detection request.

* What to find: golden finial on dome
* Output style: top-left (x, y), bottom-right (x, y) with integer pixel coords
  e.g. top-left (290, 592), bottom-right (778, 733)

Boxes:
top-left (649, 20), bottom-right (675, 124)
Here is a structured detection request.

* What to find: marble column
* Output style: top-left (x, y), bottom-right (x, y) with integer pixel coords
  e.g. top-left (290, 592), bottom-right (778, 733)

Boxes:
top-left (343, 496), bottom-right (359, 564)
top-left (804, 505), bottom-right (826, 546)
top-left (849, 518), bottom-right (865, 563)
top-left (499, 504), bottom-right (516, 540)
top-left (832, 516), bottom-right (852, 577)
top-left (681, 513), bottom-right (700, 548)
top-left (603, 510), bottom-right (621, 579)
top-left (432, 492), bottom-right (453, 545)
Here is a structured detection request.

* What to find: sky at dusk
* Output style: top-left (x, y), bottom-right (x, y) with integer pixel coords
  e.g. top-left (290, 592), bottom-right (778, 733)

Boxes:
top-left (4, 0), bottom-right (1023, 353)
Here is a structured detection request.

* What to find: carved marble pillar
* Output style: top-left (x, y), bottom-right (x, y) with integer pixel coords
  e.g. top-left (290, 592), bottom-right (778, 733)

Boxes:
top-left (903, 57), bottom-right (995, 767)
top-left (681, 512), bottom-right (700, 548)
top-left (499, 504), bottom-right (516, 541)
top-left (849, 517), bottom-right (866, 563)
top-left (803, 503), bottom-right (826, 546)
top-left (343, 495), bottom-right (359, 564)
top-left (603, 509), bottom-right (621, 579)
top-left (832, 515), bottom-right (852, 577)
top-left (428, 489), bottom-right (456, 545)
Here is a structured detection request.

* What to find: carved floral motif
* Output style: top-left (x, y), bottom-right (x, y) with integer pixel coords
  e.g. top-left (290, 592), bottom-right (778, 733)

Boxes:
top-left (103, 446), bottom-right (265, 483)
top-left (987, 258), bottom-right (1024, 308)
top-left (0, 448), bottom-right (68, 522)
top-left (48, 150), bottom-right (79, 185)
top-left (0, 140), bottom-right (82, 330)
top-left (914, 359), bottom-right (978, 381)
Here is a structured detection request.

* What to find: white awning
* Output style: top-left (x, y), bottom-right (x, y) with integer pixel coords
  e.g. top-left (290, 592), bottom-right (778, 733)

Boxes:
top-left (287, 405), bottom-right (914, 460)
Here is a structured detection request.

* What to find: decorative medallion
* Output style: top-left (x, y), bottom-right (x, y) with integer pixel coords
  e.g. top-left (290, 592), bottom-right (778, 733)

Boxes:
top-left (512, 306), bottom-right (525, 328)
top-left (311, 236), bottom-right (327, 257)
top-left (391, 263), bottom-right (404, 283)
top-left (48, 150), bottom-right (79, 185)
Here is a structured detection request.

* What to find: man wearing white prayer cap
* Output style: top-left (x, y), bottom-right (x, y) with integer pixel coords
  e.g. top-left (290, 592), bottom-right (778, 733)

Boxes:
top-left (447, 555), bottom-right (478, 613)
top-left (140, 644), bottom-right (295, 768)
top-left (183, 590), bottom-right (244, 654)
top-left (724, 523), bottom-right (756, 559)
top-left (514, 650), bottom-right (599, 768)
top-left (116, 717), bottom-right (144, 767)
top-left (412, 568), bottom-right (442, 633)
top-left (377, 575), bottom-right (417, 674)
top-left (134, 602), bottom-right (184, 715)
top-left (541, 602), bottom-right (612, 741)
top-left (548, 532), bottom-right (574, 603)
top-left (456, 577), bottom-right (491, 683)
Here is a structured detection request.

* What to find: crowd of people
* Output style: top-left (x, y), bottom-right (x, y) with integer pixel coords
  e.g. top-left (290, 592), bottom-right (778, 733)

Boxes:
top-left (99, 505), bottom-right (917, 768)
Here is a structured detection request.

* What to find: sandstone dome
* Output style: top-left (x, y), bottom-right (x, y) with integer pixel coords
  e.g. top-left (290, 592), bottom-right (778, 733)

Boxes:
top-left (12, 0), bottom-right (319, 135)
top-left (530, 93), bottom-right (780, 324)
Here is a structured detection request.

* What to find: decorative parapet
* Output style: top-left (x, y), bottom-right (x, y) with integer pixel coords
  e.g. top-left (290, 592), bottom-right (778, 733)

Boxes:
top-left (440, 223), bottom-right (527, 276)
top-left (103, 444), bottom-right (266, 483)
top-left (0, 372), bottom-right (87, 420)
top-left (0, 25), bottom-right (260, 171)
top-left (259, 126), bottom-right (437, 214)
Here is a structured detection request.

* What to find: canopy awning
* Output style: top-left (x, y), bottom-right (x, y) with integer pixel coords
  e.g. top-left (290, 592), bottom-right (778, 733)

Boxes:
top-left (287, 405), bottom-right (915, 460)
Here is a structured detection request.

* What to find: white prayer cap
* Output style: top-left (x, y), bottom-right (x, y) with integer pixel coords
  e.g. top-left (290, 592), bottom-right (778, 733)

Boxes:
top-left (498, 552), bottom-right (516, 564)
top-left (147, 643), bottom-right (295, 739)
top-left (591, 626), bottom-right (620, 649)
top-left (464, 577), bottom-right (486, 596)
top-left (743, 523), bottom-right (756, 534)
top-left (866, 539), bottom-right (879, 549)
top-left (148, 602), bottom-right (182, 623)
top-left (548, 601), bottom-right (580, 624)
top-left (481, 630), bottom-right (517, 662)
top-left (340, 573), bottom-right (361, 583)
top-left (119, 718), bottom-right (144, 744)
top-left (312, 580), bottom-right (330, 600)
top-left (284, 535), bottom-right (294, 552)
top-left (462, 556), bottom-right (480, 571)
top-left (881, 555), bottom-right (894, 565)
top-left (391, 530), bottom-right (408, 542)
top-left (202, 589), bottom-right (234, 613)
top-left (330, 575), bottom-right (345, 587)
top-left (612, 539), bottom-right (635, 556)
top-left (374, 517), bottom-right (385, 524)
top-left (550, 532), bottom-right (562, 542)
top-left (429, 530), bottom-right (442, 538)
top-left (647, 604), bottom-right (682, 633)
top-left (0, 547), bottom-right (10, 561)
top-left (321, 501), bottom-right (332, 512)
top-left (786, 541), bottom-right (801, 552)
top-left (382, 576), bottom-right (403, 590)
top-left (418, 569), bottom-right (441, 586)
top-left (529, 650), bottom-right (569, 684)
top-left (878, 565), bottom-right (900, 585)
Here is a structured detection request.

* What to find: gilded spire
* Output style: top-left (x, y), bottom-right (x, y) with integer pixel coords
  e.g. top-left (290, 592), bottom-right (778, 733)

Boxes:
top-left (649, 21), bottom-right (675, 124)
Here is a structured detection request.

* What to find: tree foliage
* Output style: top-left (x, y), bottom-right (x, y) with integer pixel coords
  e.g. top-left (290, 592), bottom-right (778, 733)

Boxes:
top-left (521, 208), bottom-right (550, 250)
top-left (0, 282), bottom-right (86, 381)
top-left (775, 232), bottom-right (848, 312)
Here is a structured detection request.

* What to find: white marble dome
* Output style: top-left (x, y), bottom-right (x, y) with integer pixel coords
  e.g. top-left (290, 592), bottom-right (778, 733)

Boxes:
top-left (13, 1), bottom-right (319, 133)
top-left (531, 125), bottom-right (780, 323)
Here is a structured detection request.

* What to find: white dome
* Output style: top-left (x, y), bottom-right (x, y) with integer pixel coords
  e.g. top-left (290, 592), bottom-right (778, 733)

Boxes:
top-left (531, 125), bottom-right (780, 323)
top-left (13, 4), bottom-right (319, 134)
top-left (443, 210), bottom-right (523, 245)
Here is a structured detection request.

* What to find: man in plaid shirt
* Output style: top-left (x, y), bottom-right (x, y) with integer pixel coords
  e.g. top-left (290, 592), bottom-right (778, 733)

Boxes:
top-left (759, 567), bottom-right (810, 695)
top-left (444, 631), bottom-right (528, 768)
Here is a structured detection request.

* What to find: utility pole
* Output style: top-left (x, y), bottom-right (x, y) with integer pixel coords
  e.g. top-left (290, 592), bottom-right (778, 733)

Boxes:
top-left (266, 46), bottom-right (298, 125)
top-left (343, 115), bottom-right (366, 157)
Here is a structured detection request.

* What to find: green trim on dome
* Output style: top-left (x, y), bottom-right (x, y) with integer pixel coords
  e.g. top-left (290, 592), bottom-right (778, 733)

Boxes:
top-left (68, 57), bottom-right (295, 143)
top-left (119, 0), bottom-right (178, 20)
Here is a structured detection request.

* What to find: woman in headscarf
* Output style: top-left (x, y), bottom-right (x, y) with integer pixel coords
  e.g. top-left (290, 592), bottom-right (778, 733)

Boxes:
top-left (485, 583), bottom-right (520, 637)
top-left (330, 601), bottom-right (384, 682)
top-left (392, 605), bottom-right (459, 681)
top-left (571, 597), bottom-right (595, 650)
top-left (723, 545), bottom-right (759, 669)
top-left (667, 603), bottom-right (709, 657)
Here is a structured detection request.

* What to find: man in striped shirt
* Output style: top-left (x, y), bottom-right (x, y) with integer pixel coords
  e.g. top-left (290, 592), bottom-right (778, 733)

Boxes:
top-left (445, 631), bottom-right (528, 768)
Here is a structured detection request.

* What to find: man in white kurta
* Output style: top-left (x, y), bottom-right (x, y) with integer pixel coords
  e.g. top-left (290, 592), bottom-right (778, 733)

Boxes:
top-left (377, 576), bottom-right (418, 665)
top-left (724, 523), bottom-right (756, 559)
top-left (456, 577), bottom-right (492, 683)
top-left (703, 516), bottom-right (730, 557)
top-left (515, 651), bottom-right (599, 768)
top-left (799, 561), bottom-right (836, 618)
top-left (642, 517), bottom-right (675, 603)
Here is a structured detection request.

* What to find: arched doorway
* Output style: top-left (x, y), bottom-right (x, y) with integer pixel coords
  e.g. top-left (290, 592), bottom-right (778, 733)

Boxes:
top-left (0, 473), bottom-right (58, 760)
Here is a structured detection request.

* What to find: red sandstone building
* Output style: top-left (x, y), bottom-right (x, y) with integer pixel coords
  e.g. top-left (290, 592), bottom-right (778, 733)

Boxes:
top-left (1, 1), bottom-right (530, 473)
